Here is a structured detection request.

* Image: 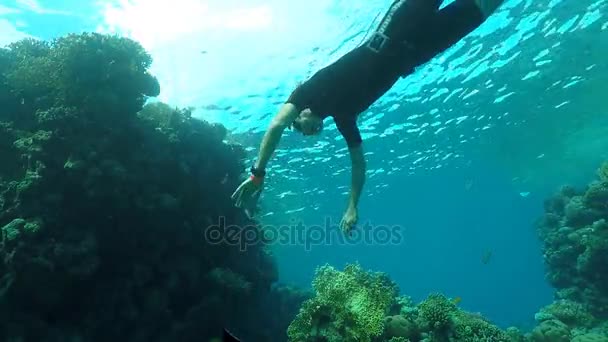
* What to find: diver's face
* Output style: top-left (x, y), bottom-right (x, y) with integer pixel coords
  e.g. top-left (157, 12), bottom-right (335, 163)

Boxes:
top-left (293, 109), bottom-right (323, 136)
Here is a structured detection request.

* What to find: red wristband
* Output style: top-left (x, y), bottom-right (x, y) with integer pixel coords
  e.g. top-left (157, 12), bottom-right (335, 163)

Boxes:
top-left (250, 174), bottom-right (263, 185)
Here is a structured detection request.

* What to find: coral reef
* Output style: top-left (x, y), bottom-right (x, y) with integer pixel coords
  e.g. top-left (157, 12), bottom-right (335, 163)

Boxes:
top-left (530, 319), bottom-right (571, 342)
top-left (521, 161), bottom-right (608, 342)
top-left (537, 164), bottom-right (608, 319)
top-left (401, 293), bottom-right (511, 341)
top-left (284, 258), bottom-right (608, 342)
top-left (0, 33), bottom-right (304, 341)
top-left (286, 264), bottom-right (515, 342)
top-left (287, 263), bottom-right (398, 342)
top-left (534, 299), bottom-right (596, 328)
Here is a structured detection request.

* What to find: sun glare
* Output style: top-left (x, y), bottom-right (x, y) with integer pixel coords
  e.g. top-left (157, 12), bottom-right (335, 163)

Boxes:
top-left (98, 0), bottom-right (273, 49)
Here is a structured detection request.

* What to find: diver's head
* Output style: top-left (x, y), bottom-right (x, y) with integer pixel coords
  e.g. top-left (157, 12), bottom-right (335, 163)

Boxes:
top-left (292, 108), bottom-right (323, 136)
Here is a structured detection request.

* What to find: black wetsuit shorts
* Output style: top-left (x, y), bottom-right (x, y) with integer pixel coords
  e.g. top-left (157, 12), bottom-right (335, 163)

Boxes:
top-left (287, 0), bottom-right (484, 147)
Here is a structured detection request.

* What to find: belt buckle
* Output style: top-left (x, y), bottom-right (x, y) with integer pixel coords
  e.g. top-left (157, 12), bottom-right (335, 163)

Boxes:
top-left (366, 32), bottom-right (389, 53)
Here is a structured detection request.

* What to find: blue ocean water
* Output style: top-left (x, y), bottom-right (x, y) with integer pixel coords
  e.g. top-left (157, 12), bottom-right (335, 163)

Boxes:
top-left (2, 0), bottom-right (606, 331)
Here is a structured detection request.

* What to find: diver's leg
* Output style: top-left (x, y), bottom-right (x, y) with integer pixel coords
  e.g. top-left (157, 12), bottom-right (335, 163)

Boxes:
top-left (374, 0), bottom-right (443, 35)
top-left (475, 0), bottom-right (505, 18)
top-left (416, 0), bottom-right (504, 59)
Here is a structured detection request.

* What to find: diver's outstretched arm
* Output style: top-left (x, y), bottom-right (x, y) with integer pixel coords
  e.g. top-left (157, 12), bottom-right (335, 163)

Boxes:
top-left (253, 103), bottom-right (299, 171)
top-left (231, 104), bottom-right (299, 218)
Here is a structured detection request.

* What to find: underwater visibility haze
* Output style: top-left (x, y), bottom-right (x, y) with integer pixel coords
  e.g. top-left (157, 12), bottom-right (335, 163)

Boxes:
top-left (0, 0), bottom-right (607, 341)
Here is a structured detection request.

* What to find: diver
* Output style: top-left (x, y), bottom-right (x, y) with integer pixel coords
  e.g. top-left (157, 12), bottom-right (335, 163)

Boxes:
top-left (231, 0), bottom-right (506, 234)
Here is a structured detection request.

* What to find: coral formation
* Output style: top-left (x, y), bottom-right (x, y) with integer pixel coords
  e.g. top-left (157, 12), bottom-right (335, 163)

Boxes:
top-left (530, 319), bottom-right (571, 342)
top-left (572, 333), bottom-right (608, 342)
top-left (537, 164), bottom-right (608, 319)
top-left (383, 315), bottom-right (420, 341)
top-left (523, 161), bottom-right (608, 342)
top-left (287, 263), bottom-right (398, 342)
top-left (534, 299), bottom-right (596, 328)
top-left (417, 293), bottom-right (457, 333)
top-left (286, 264), bottom-right (515, 342)
top-left (284, 252), bottom-right (608, 342)
top-left (0, 33), bottom-right (303, 341)
top-left (451, 311), bottom-right (511, 341)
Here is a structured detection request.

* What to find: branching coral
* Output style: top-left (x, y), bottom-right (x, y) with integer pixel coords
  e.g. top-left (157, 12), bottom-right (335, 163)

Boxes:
top-left (416, 293), bottom-right (457, 333)
top-left (451, 311), bottom-right (511, 341)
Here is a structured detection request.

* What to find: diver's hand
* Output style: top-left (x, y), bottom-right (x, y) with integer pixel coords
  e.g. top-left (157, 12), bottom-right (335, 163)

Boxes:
top-left (340, 205), bottom-right (358, 235)
top-left (231, 176), bottom-right (264, 218)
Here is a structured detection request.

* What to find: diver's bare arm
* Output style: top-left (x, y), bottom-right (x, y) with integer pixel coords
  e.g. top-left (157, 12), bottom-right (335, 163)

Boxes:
top-left (347, 144), bottom-right (366, 209)
top-left (254, 103), bottom-right (299, 170)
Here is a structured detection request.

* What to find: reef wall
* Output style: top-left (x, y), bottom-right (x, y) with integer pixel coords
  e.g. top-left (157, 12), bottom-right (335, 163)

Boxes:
top-left (0, 33), bottom-right (306, 342)
top-left (537, 162), bottom-right (608, 318)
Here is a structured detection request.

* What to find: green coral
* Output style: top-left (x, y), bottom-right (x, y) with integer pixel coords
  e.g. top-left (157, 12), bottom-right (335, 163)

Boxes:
top-left (286, 263), bottom-right (397, 342)
top-left (387, 337), bottom-right (410, 342)
top-left (13, 130), bottom-right (52, 154)
top-left (505, 327), bottom-right (526, 342)
top-left (1, 218), bottom-right (24, 242)
top-left (584, 181), bottom-right (608, 212)
top-left (530, 319), bottom-right (571, 342)
top-left (416, 293), bottom-right (457, 332)
top-left (571, 333), bottom-right (608, 342)
top-left (1, 217), bottom-right (44, 243)
top-left (536, 300), bottom-right (596, 328)
top-left (2, 33), bottom-right (160, 126)
top-left (395, 295), bottom-right (417, 317)
top-left (452, 311), bottom-right (510, 341)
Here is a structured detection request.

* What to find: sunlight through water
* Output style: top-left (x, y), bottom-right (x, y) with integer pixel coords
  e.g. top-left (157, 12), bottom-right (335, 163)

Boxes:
top-left (92, 0), bottom-right (608, 218)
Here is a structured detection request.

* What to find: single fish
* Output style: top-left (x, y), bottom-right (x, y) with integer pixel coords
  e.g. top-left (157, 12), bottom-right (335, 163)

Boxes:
top-left (464, 179), bottom-right (473, 191)
top-left (452, 296), bottom-right (462, 305)
top-left (481, 250), bottom-right (493, 265)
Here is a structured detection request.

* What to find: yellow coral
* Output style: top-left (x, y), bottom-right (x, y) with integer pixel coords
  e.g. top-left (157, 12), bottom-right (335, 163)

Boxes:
top-left (287, 263), bottom-right (397, 342)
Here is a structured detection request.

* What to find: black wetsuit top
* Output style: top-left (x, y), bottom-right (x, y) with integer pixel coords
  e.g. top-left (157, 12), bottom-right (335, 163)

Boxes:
top-left (286, 0), bottom-right (484, 148)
